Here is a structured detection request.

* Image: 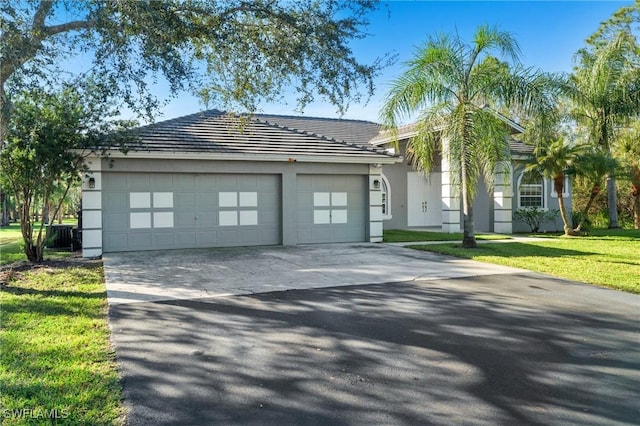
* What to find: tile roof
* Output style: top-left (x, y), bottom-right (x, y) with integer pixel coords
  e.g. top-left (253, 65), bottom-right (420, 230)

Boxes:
top-left (510, 139), bottom-right (535, 155)
top-left (128, 110), bottom-right (394, 161)
top-left (254, 114), bottom-right (382, 146)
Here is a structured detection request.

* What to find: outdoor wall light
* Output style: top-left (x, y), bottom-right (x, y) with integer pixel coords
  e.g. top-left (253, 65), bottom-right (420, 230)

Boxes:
top-left (373, 179), bottom-right (380, 189)
top-left (88, 177), bottom-right (96, 189)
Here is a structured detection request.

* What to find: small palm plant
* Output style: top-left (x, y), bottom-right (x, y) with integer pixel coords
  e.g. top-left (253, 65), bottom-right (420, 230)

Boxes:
top-left (571, 151), bottom-right (620, 232)
top-left (527, 138), bottom-right (584, 235)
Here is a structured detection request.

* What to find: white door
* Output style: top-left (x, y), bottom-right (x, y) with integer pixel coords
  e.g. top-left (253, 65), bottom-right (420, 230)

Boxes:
top-left (407, 172), bottom-right (441, 227)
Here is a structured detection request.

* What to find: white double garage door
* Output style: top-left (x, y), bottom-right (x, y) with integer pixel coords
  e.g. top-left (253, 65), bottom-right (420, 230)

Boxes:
top-left (102, 172), bottom-right (367, 252)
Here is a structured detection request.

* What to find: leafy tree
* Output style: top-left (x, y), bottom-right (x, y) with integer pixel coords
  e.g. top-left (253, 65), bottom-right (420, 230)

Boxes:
top-left (571, 151), bottom-right (620, 232)
top-left (1, 0), bottom-right (384, 133)
top-left (0, 83), bottom-right (134, 262)
top-left (381, 25), bottom-right (556, 248)
top-left (570, 4), bottom-right (640, 228)
top-left (527, 138), bottom-right (583, 236)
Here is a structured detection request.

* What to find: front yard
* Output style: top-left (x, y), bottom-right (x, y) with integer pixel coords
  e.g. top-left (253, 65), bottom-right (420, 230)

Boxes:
top-left (403, 229), bottom-right (640, 294)
top-left (0, 225), bottom-right (637, 424)
top-left (0, 226), bottom-right (124, 425)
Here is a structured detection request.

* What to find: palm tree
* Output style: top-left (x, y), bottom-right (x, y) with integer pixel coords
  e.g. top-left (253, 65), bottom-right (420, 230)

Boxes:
top-left (571, 151), bottom-right (620, 232)
top-left (381, 25), bottom-right (556, 248)
top-left (569, 31), bottom-right (640, 228)
top-left (527, 138), bottom-right (583, 236)
top-left (618, 124), bottom-right (640, 228)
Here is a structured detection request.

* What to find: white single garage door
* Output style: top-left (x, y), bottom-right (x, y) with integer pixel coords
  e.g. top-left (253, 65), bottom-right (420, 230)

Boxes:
top-left (296, 175), bottom-right (367, 243)
top-left (102, 173), bottom-right (280, 252)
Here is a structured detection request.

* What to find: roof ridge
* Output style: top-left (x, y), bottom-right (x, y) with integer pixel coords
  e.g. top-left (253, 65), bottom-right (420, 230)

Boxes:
top-left (251, 116), bottom-right (389, 156)
top-left (136, 109), bottom-right (225, 132)
top-left (254, 112), bottom-right (379, 125)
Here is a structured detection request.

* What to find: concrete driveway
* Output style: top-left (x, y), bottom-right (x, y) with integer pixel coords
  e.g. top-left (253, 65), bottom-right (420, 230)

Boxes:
top-left (105, 244), bottom-right (640, 425)
top-left (103, 243), bottom-right (527, 304)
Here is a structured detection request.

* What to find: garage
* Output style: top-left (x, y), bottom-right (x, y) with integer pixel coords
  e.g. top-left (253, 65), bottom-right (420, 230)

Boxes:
top-left (102, 172), bottom-right (280, 252)
top-left (80, 110), bottom-right (399, 257)
top-left (296, 175), bottom-right (367, 243)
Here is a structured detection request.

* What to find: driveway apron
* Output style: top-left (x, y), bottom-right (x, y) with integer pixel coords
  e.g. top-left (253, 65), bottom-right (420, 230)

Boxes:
top-left (104, 244), bottom-right (640, 425)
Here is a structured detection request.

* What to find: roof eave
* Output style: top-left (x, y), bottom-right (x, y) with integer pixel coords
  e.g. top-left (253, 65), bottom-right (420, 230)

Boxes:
top-left (97, 150), bottom-right (401, 164)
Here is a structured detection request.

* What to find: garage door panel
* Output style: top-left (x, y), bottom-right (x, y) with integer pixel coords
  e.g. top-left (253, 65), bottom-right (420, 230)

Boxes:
top-left (197, 213), bottom-right (217, 228)
top-left (218, 230), bottom-right (239, 244)
top-left (196, 231), bottom-right (217, 246)
top-left (176, 193), bottom-right (196, 210)
top-left (105, 193), bottom-right (127, 210)
top-left (197, 193), bottom-right (217, 209)
top-left (128, 175), bottom-right (151, 191)
top-left (104, 213), bottom-right (128, 232)
top-left (217, 175), bottom-right (238, 189)
top-left (260, 229), bottom-right (279, 243)
top-left (259, 211), bottom-right (279, 226)
top-left (152, 174), bottom-right (173, 188)
top-left (104, 232), bottom-right (129, 251)
top-left (258, 178), bottom-right (279, 192)
top-left (239, 229), bottom-right (259, 243)
top-left (153, 232), bottom-right (174, 248)
top-left (127, 232), bottom-right (152, 249)
top-left (296, 175), bottom-right (367, 244)
top-left (174, 175), bottom-right (196, 191)
top-left (175, 232), bottom-right (196, 247)
top-left (102, 172), bottom-right (281, 252)
top-left (237, 175), bottom-right (258, 190)
top-left (196, 174), bottom-right (217, 191)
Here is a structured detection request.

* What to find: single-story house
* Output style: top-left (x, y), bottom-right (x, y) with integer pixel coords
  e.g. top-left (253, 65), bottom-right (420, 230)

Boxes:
top-left (369, 111), bottom-right (571, 234)
top-left (81, 109), bottom-right (570, 257)
top-left (81, 110), bottom-right (398, 257)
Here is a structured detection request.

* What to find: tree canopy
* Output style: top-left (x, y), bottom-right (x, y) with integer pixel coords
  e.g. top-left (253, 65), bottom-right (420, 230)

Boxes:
top-left (1, 0), bottom-right (385, 122)
top-left (0, 82), bottom-right (135, 262)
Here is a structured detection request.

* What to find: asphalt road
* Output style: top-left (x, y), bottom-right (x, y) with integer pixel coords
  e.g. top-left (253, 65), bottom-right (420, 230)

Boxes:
top-left (109, 271), bottom-right (640, 425)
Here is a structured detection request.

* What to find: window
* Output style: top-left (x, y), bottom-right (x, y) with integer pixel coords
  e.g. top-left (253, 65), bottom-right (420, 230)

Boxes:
top-left (381, 174), bottom-right (391, 219)
top-left (518, 171), bottom-right (544, 208)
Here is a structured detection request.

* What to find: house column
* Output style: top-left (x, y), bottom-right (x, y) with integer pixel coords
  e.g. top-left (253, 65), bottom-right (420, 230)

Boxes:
top-left (368, 164), bottom-right (383, 242)
top-left (494, 164), bottom-right (513, 234)
top-left (81, 157), bottom-right (103, 258)
top-left (441, 139), bottom-right (461, 233)
top-left (281, 169), bottom-right (297, 245)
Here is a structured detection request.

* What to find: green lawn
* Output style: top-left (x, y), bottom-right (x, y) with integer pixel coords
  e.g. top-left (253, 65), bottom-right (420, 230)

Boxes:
top-left (383, 229), bottom-right (511, 243)
top-left (409, 229), bottom-right (640, 294)
top-left (0, 225), bottom-right (124, 425)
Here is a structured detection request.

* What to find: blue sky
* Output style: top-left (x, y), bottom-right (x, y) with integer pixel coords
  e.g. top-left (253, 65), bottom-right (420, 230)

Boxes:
top-left (151, 1), bottom-right (630, 123)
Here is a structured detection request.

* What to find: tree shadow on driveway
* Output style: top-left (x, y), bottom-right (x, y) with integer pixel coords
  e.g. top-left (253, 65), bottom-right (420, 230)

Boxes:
top-left (109, 273), bottom-right (640, 425)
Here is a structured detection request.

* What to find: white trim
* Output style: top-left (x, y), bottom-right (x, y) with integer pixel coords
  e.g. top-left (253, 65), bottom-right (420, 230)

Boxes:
top-left (380, 174), bottom-right (392, 220)
top-left (516, 171), bottom-right (547, 210)
top-left (98, 150), bottom-right (400, 164)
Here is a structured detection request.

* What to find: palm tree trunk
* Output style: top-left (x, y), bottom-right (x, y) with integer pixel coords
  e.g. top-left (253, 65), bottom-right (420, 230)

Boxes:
top-left (631, 166), bottom-right (640, 230)
top-left (554, 176), bottom-right (573, 235)
top-left (461, 160), bottom-right (477, 248)
top-left (606, 174), bottom-right (619, 228)
top-left (574, 185), bottom-right (600, 232)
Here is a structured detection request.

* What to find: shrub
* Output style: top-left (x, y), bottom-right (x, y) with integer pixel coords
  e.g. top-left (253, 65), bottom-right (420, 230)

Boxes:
top-left (514, 207), bottom-right (560, 232)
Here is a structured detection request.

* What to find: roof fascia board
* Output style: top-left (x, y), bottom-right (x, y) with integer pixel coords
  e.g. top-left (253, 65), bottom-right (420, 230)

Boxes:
top-left (98, 150), bottom-right (401, 164)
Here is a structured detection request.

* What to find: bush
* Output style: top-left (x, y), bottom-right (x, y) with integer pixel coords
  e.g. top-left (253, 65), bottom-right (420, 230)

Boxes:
top-left (514, 207), bottom-right (560, 232)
